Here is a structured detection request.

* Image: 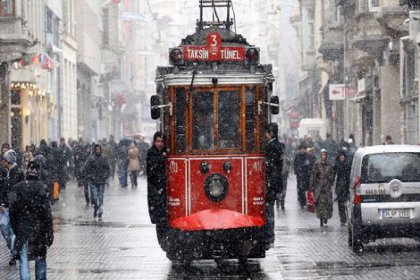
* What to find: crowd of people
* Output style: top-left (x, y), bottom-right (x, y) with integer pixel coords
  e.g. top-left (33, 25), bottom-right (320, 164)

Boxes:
top-left (0, 128), bottom-right (399, 278)
top-left (264, 128), bottom-right (360, 247)
top-left (0, 134), bottom-right (151, 279)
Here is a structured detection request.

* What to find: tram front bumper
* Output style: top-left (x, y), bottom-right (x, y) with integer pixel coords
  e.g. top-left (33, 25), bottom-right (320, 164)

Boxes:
top-left (170, 209), bottom-right (265, 231)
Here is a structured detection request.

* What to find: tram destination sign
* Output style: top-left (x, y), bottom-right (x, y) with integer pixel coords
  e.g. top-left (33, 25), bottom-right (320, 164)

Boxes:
top-left (183, 32), bottom-right (245, 62)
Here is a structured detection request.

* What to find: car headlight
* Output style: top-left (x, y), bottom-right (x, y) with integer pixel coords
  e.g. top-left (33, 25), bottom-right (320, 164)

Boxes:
top-left (204, 174), bottom-right (229, 202)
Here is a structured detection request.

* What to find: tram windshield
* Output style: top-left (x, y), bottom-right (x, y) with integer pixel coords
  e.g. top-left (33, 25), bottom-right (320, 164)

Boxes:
top-left (193, 91), bottom-right (214, 149)
top-left (218, 91), bottom-right (240, 149)
top-left (172, 85), bottom-right (264, 154)
top-left (192, 90), bottom-right (241, 150)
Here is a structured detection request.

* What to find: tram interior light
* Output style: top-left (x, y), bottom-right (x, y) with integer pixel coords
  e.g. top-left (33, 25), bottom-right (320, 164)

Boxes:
top-left (169, 48), bottom-right (184, 65)
top-left (246, 48), bottom-right (260, 65)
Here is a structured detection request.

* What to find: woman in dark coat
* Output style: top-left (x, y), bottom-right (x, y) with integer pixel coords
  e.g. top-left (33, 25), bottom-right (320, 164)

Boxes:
top-left (9, 161), bottom-right (53, 279)
top-left (334, 151), bottom-right (351, 226)
top-left (146, 132), bottom-right (167, 249)
top-left (309, 149), bottom-right (336, 227)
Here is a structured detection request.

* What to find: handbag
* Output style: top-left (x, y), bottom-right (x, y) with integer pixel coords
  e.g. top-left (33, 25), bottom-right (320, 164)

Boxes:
top-left (305, 191), bottom-right (315, 213)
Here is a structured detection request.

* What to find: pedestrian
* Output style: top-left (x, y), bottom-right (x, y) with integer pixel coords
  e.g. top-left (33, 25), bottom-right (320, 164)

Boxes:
top-left (36, 142), bottom-right (56, 204)
top-left (0, 158), bottom-right (12, 264)
top-left (82, 144), bottom-right (93, 206)
top-left (276, 139), bottom-right (291, 210)
top-left (347, 137), bottom-right (357, 165)
top-left (59, 137), bottom-right (72, 184)
top-left (83, 144), bottom-right (111, 219)
top-left (9, 161), bottom-right (54, 280)
top-left (147, 132), bottom-right (168, 250)
top-left (136, 135), bottom-right (150, 176)
top-left (1, 143), bottom-right (10, 155)
top-left (322, 133), bottom-right (338, 165)
top-left (301, 147), bottom-right (317, 198)
top-left (105, 135), bottom-right (117, 179)
top-left (22, 145), bottom-right (34, 175)
top-left (309, 149), bottom-right (336, 227)
top-left (384, 135), bottom-right (394, 145)
top-left (67, 137), bottom-right (76, 179)
top-left (334, 151), bottom-right (351, 226)
top-left (293, 144), bottom-right (307, 209)
top-left (127, 143), bottom-right (141, 188)
top-left (58, 138), bottom-right (72, 189)
top-left (1, 149), bottom-right (25, 265)
top-left (117, 140), bottom-right (130, 188)
top-left (264, 123), bottom-right (283, 248)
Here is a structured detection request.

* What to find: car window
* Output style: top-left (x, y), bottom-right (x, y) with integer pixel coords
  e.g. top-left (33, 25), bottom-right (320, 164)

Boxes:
top-left (361, 152), bottom-right (420, 183)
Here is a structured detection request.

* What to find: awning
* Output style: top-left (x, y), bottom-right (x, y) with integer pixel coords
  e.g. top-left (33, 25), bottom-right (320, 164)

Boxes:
top-left (9, 67), bottom-right (35, 83)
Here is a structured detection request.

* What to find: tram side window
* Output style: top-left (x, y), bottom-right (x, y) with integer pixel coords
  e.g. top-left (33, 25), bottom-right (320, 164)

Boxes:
top-left (245, 88), bottom-right (255, 151)
top-left (175, 89), bottom-right (186, 153)
top-left (193, 92), bottom-right (214, 150)
top-left (217, 91), bottom-right (240, 149)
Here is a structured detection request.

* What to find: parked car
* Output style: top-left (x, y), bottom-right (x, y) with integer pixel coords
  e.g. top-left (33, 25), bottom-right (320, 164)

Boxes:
top-left (348, 145), bottom-right (420, 253)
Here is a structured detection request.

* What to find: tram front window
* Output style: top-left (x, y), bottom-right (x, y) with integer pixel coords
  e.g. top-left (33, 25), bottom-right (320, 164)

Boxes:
top-left (218, 91), bottom-right (240, 149)
top-left (193, 92), bottom-right (214, 150)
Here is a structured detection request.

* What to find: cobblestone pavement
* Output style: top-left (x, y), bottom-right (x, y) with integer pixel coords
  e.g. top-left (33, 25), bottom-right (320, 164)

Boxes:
top-left (1, 174), bottom-right (420, 279)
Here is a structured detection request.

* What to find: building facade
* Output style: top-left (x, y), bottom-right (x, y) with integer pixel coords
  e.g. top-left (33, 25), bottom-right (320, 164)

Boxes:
top-left (75, 0), bottom-right (102, 141)
top-left (295, 0), bottom-right (419, 145)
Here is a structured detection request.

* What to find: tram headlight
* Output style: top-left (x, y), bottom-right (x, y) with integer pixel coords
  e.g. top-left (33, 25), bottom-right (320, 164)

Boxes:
top-left (169, 48), bottom-right (184, 65)
top-left (204, 174), bottom-right (229, 202)
top-left (246, 47), bottom-right (260, 65)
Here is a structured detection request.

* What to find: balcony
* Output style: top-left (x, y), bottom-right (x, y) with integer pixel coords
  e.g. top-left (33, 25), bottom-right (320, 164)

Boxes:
top-left (319, 26), bottom-right (344, 61)
top-left (375, 6), bottom-right (408, 34)
top-left (0, 16), bottom-right (32, 62)
top-left (351, 48), bottom-right (375, 69)
top-left (352, 12), bottom-right (389, 57)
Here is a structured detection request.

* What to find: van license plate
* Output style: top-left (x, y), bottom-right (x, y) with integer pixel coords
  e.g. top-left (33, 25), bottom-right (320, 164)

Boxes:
top-left (382, 209), bottom-right (411, 219)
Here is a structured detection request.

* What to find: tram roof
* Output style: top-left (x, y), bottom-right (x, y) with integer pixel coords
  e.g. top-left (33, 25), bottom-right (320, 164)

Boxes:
top-left (156, 64), bottom-right (274, 87)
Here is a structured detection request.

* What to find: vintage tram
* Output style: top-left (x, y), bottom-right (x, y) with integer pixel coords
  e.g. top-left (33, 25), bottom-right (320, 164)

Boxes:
top-left (150, 0), bottom-right (279, 261)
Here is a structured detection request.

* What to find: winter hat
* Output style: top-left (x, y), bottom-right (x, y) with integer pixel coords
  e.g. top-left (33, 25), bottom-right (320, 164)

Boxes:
top-left (337, 150), bottom-right (347, 159)
top-left (94, 144), bottom-right (102, 153)
top-left (26, 161), bottom-right (41, 178)
top-left (3, 149), bottom-right (17, 164)
top-left (320, 148), bottom-right (327, 155)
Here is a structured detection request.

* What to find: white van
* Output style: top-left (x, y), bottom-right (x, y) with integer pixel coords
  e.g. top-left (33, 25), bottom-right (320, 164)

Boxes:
top-left (348, 145), bottom-right (420, 253)
top-left (297, 118), bottom-right (326, 139)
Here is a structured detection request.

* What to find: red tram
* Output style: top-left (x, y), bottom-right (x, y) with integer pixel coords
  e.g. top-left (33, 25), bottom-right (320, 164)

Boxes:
top-left (150, 0), bottom-right (279, 261)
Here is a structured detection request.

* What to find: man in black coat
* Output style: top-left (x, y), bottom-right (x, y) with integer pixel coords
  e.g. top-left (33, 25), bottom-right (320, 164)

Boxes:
top-left (334, 151), bottom-right (351, 226)
top-left (264, 123), bottom-right (284, 248)
top-left (9, 161), bottom-right (53, 280)
top-left (1, 149), bottom-right (25, 265)
top-left (83, 144), bottom-right (111, 219)
top-left (0, 160), bottom-right (11, 264)
top-left (58, 137), bottom-right (72, 189)
top-left (146, 132), bottom-right (167, 249)
top-left (35, 144), bottom-right (57, 203)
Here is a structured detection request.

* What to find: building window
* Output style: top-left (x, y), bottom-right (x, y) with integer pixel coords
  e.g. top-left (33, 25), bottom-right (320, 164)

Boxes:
top-left (46, 9), bottom-right (53, 33)
top-left (368, 0), bottom-right (381, 12)
top-left (0, 0), bottom-right (14, 16)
